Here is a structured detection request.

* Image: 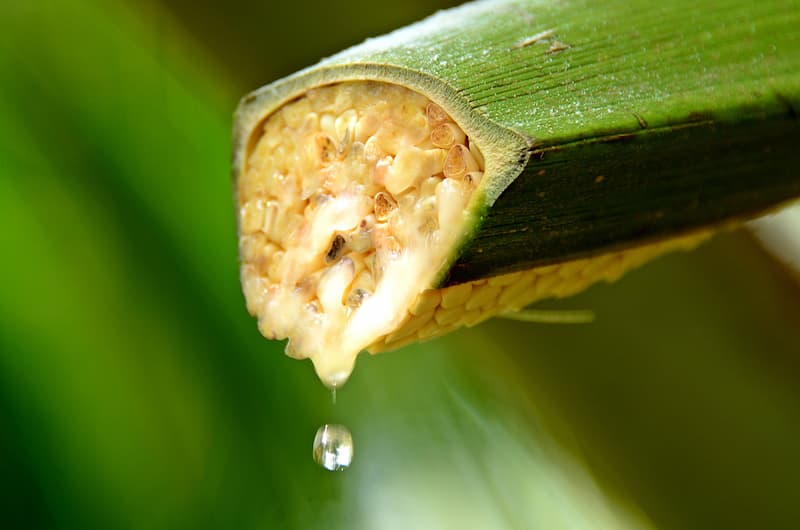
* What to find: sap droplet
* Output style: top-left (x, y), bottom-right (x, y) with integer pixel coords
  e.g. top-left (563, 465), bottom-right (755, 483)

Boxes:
top-left (313, 424), bottom-right (353, 471)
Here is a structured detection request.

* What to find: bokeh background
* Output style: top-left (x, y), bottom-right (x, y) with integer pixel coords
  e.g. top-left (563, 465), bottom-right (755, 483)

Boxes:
top-left (2, 1), bottom-right (800, 529)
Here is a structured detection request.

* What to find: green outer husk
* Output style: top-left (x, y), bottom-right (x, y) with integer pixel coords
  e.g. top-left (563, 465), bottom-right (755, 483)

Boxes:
top-left (233, 0), bottom-right (800, 286)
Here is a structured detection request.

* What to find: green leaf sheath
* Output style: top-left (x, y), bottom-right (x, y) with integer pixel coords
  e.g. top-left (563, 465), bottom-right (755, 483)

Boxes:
top-left (449, 117), bottom-right (800, 283)
top-left (234, 0), bottom-right (800, 286)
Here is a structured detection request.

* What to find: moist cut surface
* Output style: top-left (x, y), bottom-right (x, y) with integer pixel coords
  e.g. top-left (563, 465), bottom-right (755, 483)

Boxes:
top-left (237, 82), bottom-right (483, 387)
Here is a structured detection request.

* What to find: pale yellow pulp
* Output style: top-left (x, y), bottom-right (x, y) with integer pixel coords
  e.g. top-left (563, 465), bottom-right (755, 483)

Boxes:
top-left (238, 82), bottom-right (483, 386)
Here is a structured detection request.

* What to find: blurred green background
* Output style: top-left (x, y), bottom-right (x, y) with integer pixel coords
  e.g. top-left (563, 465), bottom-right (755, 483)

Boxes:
top-left (2, 1), bottom-right (800, 529)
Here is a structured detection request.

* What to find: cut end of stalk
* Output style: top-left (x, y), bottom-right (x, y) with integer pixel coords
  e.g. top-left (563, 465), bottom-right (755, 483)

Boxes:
top-left (236, 81), bottom-right (714, 388)
top-left (237, 82), bottom-right (483, 387)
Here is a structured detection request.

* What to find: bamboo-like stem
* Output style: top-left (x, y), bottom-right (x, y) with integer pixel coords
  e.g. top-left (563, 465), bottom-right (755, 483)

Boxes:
top-left (234, 0), bottom-right (800, 285)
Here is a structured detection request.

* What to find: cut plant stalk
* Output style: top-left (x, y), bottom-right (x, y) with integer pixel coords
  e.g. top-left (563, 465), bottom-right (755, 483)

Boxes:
top-left (232, 0), bottom-right (800, 387)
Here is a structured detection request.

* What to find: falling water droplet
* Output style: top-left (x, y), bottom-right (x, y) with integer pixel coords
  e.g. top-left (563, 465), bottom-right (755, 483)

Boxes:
top-left (313, 424), bottom-right (353, 471)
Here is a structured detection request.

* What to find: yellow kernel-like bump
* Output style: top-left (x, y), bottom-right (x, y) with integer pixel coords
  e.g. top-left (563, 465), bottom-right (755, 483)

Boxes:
top-left (241, 266), bottom-right (266, 314)
top-left (354, 113), bottom-right (379, 142)
top-left (410, 289), bottom-right (442, 315)
top-left (416, 319), bottom-right (442, 340)
top-left (319, 114), bottom-right (336, 139)
top-left (426, 103), bottom-right (450, 126)
top-left (419, 176), bottom-right (442, 197)
top-left (440, 283), bottom-right (473, 309)
top-left (374, 191), bottom-right (397, 221)
top-left (281, 97), bottom-right (312, 130)
top-left (239, 233), bottom-right (266, 262)
top-left (315, 133), bottom-right (337, 164)
top-left (434, 322), bottom-right (461, 339)
top-left (254, 243), bottom-right (279, 276)
top-left (580, 253), bottom-right (616, 279)
top-left (465, 171), bottom-right (483, 188)
top-left (267, 251), bottom-right (284, 282)
top-left (434, 305), bottom-right (464, 327)
top-left (557, 258), bottom-right (591, 279)
top-left (335, 110), bottom-right (357, 141)
top-left (601, 256), bottom-right (627, 282)
top-left (533, 263), bottom-right (559, 275)
top-left (380, 333), bottom-right (420, 352)
top-left (496, 271), bottom-right (536, 308)
top-left (465, 284), bottom-right (502, 311)
top-left (552, 275), bottom-right (595, 299)
top-left (532, 272), bottom-right (562, 298)
top-left (386, 310), bottom-right (435, 343)
top-left (443, 144), bottom-right (479, 179)
top-left (240, 200), bottom-right (265, 234)
top-left (385, 147), bottom-right (445, 195)
top-left (462, 308), bottom-right (484, 327)
top-left (487, 271), bottom-right (523, 287)
top-left (431, 122), bottom-right (466, 148)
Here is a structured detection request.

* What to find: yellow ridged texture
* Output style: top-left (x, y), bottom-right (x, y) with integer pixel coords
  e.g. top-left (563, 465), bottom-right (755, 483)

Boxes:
top-left (369, 231), bottom-right (710, 353)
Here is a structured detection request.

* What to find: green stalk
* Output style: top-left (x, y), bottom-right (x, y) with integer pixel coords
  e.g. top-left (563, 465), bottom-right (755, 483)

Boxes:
top-left (233, 0), bottom-right (800, 285)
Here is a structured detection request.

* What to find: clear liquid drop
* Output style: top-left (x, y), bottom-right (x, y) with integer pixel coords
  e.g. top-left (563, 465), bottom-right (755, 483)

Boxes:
top-left (313, 424), bottom-right (353, 471)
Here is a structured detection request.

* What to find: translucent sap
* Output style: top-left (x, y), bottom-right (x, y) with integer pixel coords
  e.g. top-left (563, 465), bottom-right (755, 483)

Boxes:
top-left (313, 424), bottom-right (353, 471)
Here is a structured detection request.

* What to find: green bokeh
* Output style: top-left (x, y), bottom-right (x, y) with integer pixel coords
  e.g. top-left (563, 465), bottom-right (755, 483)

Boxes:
top-left (1, 1), bottom-right (799, 529)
